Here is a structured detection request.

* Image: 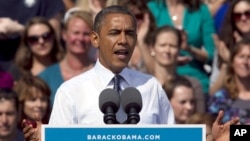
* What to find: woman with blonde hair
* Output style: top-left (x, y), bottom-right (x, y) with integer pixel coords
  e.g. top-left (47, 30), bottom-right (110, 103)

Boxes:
top-left (39, 8), bottom-right (95, 104)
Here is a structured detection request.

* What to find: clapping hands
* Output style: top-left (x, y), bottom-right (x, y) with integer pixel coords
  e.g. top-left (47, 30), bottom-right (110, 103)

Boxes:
top-left (22, 113), bottom-right (42, 141)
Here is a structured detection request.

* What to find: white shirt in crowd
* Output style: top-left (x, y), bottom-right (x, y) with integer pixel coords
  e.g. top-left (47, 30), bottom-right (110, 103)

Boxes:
top-left (49, 60), bottom-right (175, 125)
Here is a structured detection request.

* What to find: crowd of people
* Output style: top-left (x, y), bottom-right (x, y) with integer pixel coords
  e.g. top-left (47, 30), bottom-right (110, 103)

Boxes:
top-left (0, 0), bottom-right (249, 141)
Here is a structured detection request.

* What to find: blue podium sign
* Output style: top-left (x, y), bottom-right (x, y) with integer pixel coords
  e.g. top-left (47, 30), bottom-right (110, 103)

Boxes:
top-left (42, 125), bottom-right (205, 141)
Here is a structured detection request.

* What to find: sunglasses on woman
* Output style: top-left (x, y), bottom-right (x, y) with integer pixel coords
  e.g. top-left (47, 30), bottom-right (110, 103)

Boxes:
top-left (233, 10), bottom-right (250, 22)
top-left (27, 32), bottom-right (53, 45)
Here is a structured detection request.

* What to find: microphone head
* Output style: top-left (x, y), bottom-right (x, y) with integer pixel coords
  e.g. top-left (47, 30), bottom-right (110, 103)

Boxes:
top-left (121, 87), bottom-right (142, 114)
top-left (99, 88), bottom-right (120, 114)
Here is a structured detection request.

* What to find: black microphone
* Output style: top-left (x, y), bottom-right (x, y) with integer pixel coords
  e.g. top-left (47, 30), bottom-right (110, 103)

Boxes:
top-left (99, 88), bottom-right (120, 124)
top-left (121, 87), bottom-right (142, 124)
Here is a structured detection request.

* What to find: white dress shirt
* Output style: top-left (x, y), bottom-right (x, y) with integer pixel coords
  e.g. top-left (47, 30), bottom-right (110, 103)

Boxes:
top-left (49, 60), bottom-right (175, 125)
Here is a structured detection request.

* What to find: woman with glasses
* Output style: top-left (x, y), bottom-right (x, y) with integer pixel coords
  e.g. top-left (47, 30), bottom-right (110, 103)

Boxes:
top-left (9, 17), bottom-right (65, 81)
top-left (38, 9), bottom-right (95, 105)
top-left (210, 0), bottom-right (250, 95)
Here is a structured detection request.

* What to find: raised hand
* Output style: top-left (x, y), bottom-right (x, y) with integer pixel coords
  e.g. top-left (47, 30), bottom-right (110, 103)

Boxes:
top-left (233, 31), bottom-right (242, 42)
top-left (212, 110), bottom-right (240, 141)
top-left (22, 113), bottom-right (42, 141)
top-left (137, 13), bottom-right (150, 45)
top-left (88, 0), bottom-right (104, 17)
top-left (213, 34), bottom-right (230, 63)
top-left (0, 17), bottom-right (24, 35)
top-left (180, 30), bottom-right (189, 51)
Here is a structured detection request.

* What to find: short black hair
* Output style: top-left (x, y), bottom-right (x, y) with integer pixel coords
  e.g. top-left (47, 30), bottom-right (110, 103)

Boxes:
top-left (0, 88), bottom-right (18, 111)
top-left (93, 5), bottom-right (137, 33)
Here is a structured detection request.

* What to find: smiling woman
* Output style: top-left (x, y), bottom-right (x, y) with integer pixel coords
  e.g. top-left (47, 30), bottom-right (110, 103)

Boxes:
top-left (208, 38), bottom-right (250, 124)
top-left (14, 75), bottom-right (51, 128)
top-left (210, 0), bottom-right (250, 95)
top-left (38, 9), bottom-right (95, 105)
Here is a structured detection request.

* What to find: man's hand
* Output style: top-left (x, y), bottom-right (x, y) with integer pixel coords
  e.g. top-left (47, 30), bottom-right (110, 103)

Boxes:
top-left (212, 110), bottom-right (240, 141)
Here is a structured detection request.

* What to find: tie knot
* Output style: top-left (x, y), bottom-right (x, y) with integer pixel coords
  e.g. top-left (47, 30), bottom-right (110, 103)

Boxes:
top-left (113, 75), bottom-right (122, 93)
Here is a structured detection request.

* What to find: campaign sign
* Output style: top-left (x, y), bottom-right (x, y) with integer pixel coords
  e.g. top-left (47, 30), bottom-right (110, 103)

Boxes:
top-left (42, 125), bottom-right (205, 141)
top-left (230, 125), bottom-right (250, 141)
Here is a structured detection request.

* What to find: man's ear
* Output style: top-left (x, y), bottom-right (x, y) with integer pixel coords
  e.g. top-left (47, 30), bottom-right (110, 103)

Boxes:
top-left (90, 31), bottom-right (99, 49)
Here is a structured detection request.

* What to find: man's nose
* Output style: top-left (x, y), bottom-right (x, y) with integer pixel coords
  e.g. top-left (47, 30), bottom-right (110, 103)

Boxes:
top-left (0, 114), bottom-right (8, 123)
top-left (186, 102), bottom-right (193, 110)
top-left (118, 32), bottom-right (128, 45)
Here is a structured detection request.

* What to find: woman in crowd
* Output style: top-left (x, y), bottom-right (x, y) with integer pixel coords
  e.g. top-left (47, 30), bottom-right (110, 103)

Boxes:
top-left (210, 0), bottom-right (250, 95)
top-left (39, 9), bottom-right (95, 104)
top-left (9, 17), bottom-right (64, 81)
top-left (147, 0), bottom-right (215, 94)
top-left (140, 25), bottom-right (205, 113)
top-left (163, 76), bottom-right (195, 124)
top-left (14, 75), bottom-right (51, 128)
top-left (208, 38), bottom-right (250, 124)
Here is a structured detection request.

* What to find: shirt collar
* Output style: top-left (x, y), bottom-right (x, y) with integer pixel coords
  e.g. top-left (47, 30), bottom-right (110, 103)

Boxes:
top-left (94, 59), bottom-right (130, 87)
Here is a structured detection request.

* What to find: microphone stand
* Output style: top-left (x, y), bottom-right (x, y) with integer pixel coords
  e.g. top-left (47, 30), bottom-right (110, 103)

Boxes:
top-left (125, 107), bottom-right (140, 124)
top-left (104, 107), bottom-right (119, 124)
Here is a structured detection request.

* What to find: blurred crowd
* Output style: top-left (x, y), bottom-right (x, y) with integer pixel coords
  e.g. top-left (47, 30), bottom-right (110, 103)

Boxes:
top-left (0, 0), bottom-right (250, 140)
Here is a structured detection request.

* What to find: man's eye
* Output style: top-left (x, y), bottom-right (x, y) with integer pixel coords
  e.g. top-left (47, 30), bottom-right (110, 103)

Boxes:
top-left (127, 32), bottom-right (135, 36)
top-left (109, 32), bottom-right (119, 35)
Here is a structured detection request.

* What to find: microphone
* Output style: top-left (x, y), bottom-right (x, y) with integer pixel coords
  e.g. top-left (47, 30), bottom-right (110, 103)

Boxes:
top-left (99, 88), bottom-right (120, 124)
top-left (121, 87), bottom-right (142, 124)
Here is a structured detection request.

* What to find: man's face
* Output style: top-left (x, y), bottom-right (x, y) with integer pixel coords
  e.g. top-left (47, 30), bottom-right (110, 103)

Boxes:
top-left (91, 13), bottom-right (137, 73)
top-left (0, 99), bottom-right (17, 139)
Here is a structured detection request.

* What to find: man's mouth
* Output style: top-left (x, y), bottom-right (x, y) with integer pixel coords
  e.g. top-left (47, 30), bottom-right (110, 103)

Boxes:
top-left (114, 50), bottom-right (129, 60)
top-left (114, 50), bottom-right (129, 55)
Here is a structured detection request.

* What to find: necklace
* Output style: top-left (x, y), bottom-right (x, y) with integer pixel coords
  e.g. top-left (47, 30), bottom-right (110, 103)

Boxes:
top-left (172, 15), bottom-right (178, 21)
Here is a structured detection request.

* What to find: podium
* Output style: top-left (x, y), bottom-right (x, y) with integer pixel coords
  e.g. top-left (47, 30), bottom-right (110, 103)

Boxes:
top-left (42, 124), bottom-right (205, 141)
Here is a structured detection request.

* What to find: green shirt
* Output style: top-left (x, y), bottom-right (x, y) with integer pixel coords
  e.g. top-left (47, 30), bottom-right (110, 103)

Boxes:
top-left (147, 1), bottom-right (215, 93)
